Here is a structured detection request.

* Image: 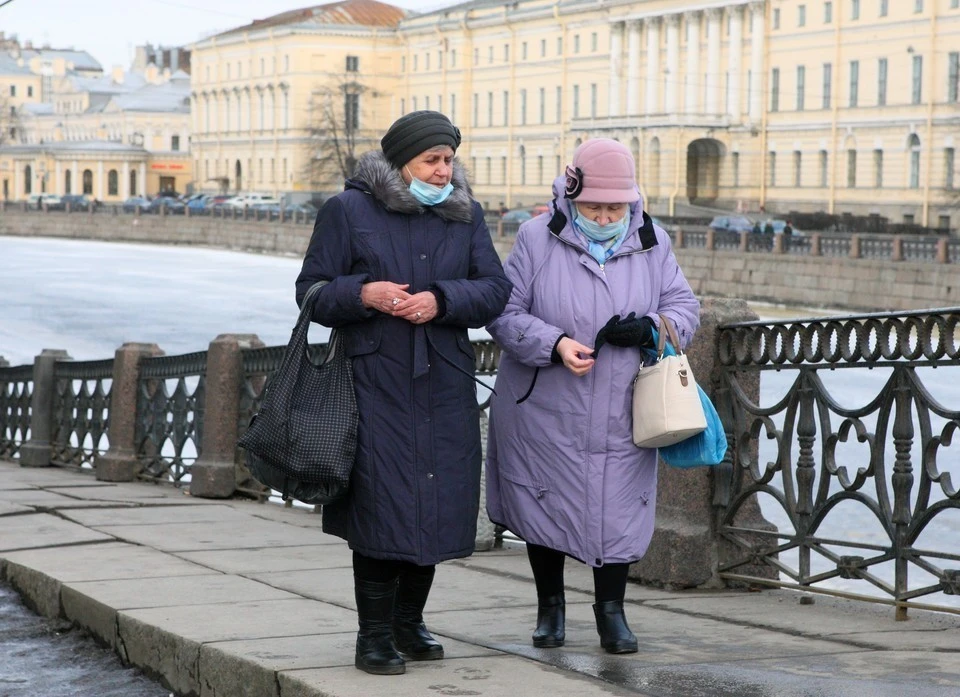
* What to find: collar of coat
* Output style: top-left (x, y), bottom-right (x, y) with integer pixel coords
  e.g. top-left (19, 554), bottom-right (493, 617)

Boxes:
top-left (546, 198), bottom-right (660, 253)
top-left (346, 150), bottom-right (475, 224)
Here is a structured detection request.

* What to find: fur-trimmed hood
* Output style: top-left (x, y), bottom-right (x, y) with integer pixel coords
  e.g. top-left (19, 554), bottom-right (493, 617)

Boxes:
top-left (346, 150), bottom-right (475, 223)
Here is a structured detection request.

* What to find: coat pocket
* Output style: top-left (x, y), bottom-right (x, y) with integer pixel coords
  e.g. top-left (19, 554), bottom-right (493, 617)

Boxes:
top-left (344, 323), bottom-right (382, 358)
top-left (500, 469), bottom-right (550, 500)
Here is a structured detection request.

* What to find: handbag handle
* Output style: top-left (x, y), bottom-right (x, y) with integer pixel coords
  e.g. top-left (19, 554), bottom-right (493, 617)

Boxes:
top-left (656, 314), bottom-right (683, 360)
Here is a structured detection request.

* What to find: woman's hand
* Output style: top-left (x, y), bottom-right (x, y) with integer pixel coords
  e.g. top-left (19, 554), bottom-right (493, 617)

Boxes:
top-left (393, 292), bottom-right (439, 324)
top-left (556, 337), bottom-right (595, 376)
top-left (361, 282), bottom-right (411, 313)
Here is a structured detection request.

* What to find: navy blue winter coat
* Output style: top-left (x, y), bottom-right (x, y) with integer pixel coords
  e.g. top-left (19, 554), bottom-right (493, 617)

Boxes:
top-left (295, 151), bottom-right (511, 565)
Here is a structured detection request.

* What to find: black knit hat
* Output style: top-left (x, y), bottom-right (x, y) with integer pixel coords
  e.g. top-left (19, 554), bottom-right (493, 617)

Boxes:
top-left (380, 111), bottom-right (461, 169)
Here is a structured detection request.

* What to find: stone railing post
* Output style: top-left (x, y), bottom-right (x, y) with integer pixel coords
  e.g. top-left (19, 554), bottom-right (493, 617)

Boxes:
top-left (738, 230), bottom-right (749, 252)
top-left (890, 236), bottom-right (903, 262)
top-left (496, 220), bottom-right (504, 237)
top-left (630, 298), bottom-right (765, 588)
top-left (772, 233), bottom-right (784, 254)
top-left (185, 203), bottom-right (191, 218)
top-left (20, 349), bottom-right (72, 467)
top-left (849, 234), bottom-right (861, 259)
top-left (675, 227), bottom-right (684, 248)
top-left (705, 227), bottom-right (715, 251)
top-left (810, 233), bottom-right (821, 256)
top-left (190, 333), bottom-right (264, 498)
top-left (936, 237), bottom-right (949, 263)
top-left (96, 343), bottom-right (164, 481)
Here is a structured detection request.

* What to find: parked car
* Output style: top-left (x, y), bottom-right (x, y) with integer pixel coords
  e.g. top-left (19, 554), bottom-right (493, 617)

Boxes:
top-left (122, 196), bottom-right (152, 214)
top-left (62, 194), bottom-right (94, 210)
top-left (709, 215), bottom-right (755, 234)
top-left (501, 209), bottom-right (533, 223)
top-left (186, 195), bottom-right (212, 214)
top-left (224, 193), bottom-right (281, 209)
top-left (149, 196), bottom-right (185, 214)
top-left (26, 194), bottom-right (64, 210)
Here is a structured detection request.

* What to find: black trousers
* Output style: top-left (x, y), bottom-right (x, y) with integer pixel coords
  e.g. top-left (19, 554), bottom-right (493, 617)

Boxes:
top-left (352, 551), bottom-right (435, 583)
top-left (526, 543), bottom-right (631, 604)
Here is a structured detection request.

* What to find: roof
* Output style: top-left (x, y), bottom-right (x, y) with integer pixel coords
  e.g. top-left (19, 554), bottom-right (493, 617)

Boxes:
top-left (107, 82), bottom-right (190, 113)
top-left (0, 140), bottom-right (148, 156)
top-left (216, 0), bottom-right (407, 37)
top-left (20, 48), bottom-right (102, 72)
top-left (0, 52), bottom-right (32, 76)
top-left (21, 103), bottom-right (54, 116)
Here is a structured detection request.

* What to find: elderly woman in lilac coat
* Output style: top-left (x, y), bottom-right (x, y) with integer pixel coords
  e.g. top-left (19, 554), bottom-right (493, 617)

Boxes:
top-left (486, 138), bottom-right (700, 654)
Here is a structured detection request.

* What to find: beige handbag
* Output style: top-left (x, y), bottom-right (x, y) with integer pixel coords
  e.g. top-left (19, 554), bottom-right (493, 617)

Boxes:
top-left (632, 315), bottom-right (707, 448)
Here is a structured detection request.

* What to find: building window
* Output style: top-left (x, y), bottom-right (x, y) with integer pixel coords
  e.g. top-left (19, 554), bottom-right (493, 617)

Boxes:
top-left (770, 68), bottom-right (780, 111)
top-left (796, 66), bottom-right (805, 110)
top-left (472, 93), bottom-right (478, 127)
top-left (27, 86), bottom-right (33, 97)
top-left (904, 214), bottom-right (915, 224)
top-left (847, 149), bottom-right (857, 188)
top-left (824, 1), bottom-right (833, 23)
top-left (171, 135), bottom-right (180, 152)
top-left (732, 152), bottom-right (740, 187)
top-left (473, 49), bottom-right (478, 66)
top-left (401, 56), bottom-right (406, 72)
top-left (9, 85), bottom-right (15, 97)
top-left (939, 215), bottom-right (951, 231)
top-left (107, 170), bottom-right (118, 196)
top-left (487, 92), bottom-right (493, 126)
top-left (591, 32), bottom-right (598, 52)
top-left (798, 5), bottom-right (806, 26)
top-left (522, 42), bottom-right (527, 60)
top-left (768, 152), bottom-right (777, 187)
top-left (345, 93), bottom-right (359, 129)
top-left (823, 63), bottom-right (832, 109)
top-left (284, 56), bottom-right (289, 72)
top-left (451, 49), bottom-right (456, 67)
top-left (912, 56), bottom-right (923, 104)
top-left (504, 44), bottom-right (509, 62)
top-left (820, 150), bottom-right (829, 186)
top-left (520, 89), bottom-right (527, 125)
top-left (590, 83), bottom-right (597, 118)
top-left (24, 165), bottom-right (31, 194)
top-left (130, 170), bottom-right (137, 196)
top-left (573, 84), bottom-right (579, 118)
top-left (849, 60), bottom-right (859, 107)
top-left (574, 34), bottom-right (580, 53)
top-left (947, 148), bottom-right (956, 189)
top-left (502, 90), bottom-right (509, 125)
top-left (794, 151), bottom-right (802, 187)
top-left (949, 52), bottom-right (959, 102)
top-left (539, 87), bottom-right (545, 124)
top-left (346, 55), bottom-right (359, 72)
top-left (851, 0), bottom-right (860, 20)
top-left (556, 86), bottom-right (562, 122)
top-left (450, 93), bottom-right (456, 123)
top-left (65, 169), bottom-right (72, 195)
top-left (915, 0), bottom-right (923, 12)
top-left (538, 155), bottom-right (544, 185)
top-left (400, 97), bottom-right (406, 115)
top-left (880, 0), bottom-right (888, 16)
top-left (486, 157), bottom-right (491, 184)
top-left (501, 157), bottom-right (507, 185)
top-left (82, 169), bottom-right (93, 195)
top-left (909, 134), bottom-right (921, 188)
top-left (488, 47), bottom-right (493, 64)
top-left (773, 8), bottom-right (781, 29)
top-left (519, 146), bottom-right (526, 184)
top-left (425, 96), bottom-right (430, 110)
top-left (425, 53), bottom-right (430, 71)
top-left (874, 149), bottom-right (883, 188)
top-left (878, 58), bottom-right (888, 106)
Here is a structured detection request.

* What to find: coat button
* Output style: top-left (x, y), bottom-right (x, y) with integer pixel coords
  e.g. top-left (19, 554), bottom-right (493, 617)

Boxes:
top-left (425, 417), bottom-right (431, 423)
top-left (427, 473), bottom-right (434, 479)
top-left (419, 253), bottom-right (427, 260)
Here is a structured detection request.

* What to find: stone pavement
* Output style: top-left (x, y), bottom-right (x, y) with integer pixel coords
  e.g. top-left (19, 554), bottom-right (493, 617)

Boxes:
top-left (1, 461), bottom-right (958, 697)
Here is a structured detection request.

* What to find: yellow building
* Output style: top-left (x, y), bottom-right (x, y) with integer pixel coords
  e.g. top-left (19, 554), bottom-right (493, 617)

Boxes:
top-left (0, 41), bottom-right (192, 202)
top-left (193, 0), bottom-right (960, 228)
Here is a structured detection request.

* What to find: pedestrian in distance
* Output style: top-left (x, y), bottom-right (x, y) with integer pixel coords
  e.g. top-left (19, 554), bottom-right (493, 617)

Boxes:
top-left (295, 110), bottom-right (512, 676)
top-left (485, 138), bottom-right (700, 654)
top-left (783, 221), bottom-right (793, 236)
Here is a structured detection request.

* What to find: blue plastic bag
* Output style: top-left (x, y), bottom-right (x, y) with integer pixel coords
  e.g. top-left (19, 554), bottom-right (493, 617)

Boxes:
top-left (642, 329), bottom-right (727, 468)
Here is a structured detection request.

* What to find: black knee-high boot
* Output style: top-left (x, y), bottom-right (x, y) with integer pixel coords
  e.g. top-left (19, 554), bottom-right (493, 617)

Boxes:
top-left (393, 567), bottom-right (444, 660)
top-left (354, 577), bottom-right (406, 675)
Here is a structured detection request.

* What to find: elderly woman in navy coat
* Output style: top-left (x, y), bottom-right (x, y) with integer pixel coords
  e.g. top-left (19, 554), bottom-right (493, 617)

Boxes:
top-left (295, 111), bottom-right (511, 676)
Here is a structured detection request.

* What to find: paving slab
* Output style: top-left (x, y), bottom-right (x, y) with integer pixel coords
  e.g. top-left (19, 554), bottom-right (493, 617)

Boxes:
top-left (93, 518), bottom-right (331, 552)
top-left (61, 483), bottom-right (207, 502)
top-left (278, 655), bottom-right (639, 697)
top-left (60, 504), bottom-right (250, 527)
top-left (0, 466), bottom-right (92, 486)
top-left (118, 598), bottom-right (357, 696)
top-left (0, 501), bottom-right (31, 516)
top-left (198, 632), bottom-right (500, 697)
top-left (0, 488), bottom-right (87, 506)
top-left (226, 500), bottom-right (327, 528)
top-left (645, 594), bottom-right (960, 651)
top-left (175, 544), bottom-right (353, 575)
top-left (62, 573), bottom-right (301, 648)
top-left (248, 563), bottom-right (594, 612)
top-left (0, 512), bottom-right (113, 552)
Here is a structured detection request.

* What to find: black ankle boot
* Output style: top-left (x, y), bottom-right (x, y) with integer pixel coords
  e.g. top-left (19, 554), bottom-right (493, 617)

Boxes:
top-left (355, 577), bottom-right (406, 675)
top-left (593, 600), bottom-right (638, 654)
top-left (532, 592), bottom-right (565, 648)
top-left (393, 570), bottom-right (444, 661)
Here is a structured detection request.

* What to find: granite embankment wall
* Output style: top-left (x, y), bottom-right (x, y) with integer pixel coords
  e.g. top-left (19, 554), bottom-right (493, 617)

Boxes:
top-left (2, 210), bottom-right (956, 312)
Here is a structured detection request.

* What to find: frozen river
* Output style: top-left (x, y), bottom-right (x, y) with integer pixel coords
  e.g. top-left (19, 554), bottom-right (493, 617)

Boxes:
top-left (2, 236), bottom-right (958, 610)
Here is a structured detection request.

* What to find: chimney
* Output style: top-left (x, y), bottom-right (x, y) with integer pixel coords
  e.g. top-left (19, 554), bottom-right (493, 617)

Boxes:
top-left (112, 65), bottom-right (125, 84)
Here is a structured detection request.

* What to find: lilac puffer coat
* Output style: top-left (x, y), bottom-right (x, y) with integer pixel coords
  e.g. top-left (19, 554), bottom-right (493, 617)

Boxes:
top-left (486, 180), bottom-right (700, 567)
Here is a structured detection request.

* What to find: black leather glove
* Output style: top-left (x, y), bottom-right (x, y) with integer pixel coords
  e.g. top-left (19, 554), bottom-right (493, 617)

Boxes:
top-left (594, 313), bottom-right (655, 356)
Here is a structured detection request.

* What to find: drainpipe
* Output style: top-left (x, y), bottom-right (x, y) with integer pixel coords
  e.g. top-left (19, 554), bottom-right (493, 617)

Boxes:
top-left (827, 4), bottom-right (842, 215)
top-left (758, 1), bottom-right (771, 212)
top-left (921, 7), bottom-right (938, 227)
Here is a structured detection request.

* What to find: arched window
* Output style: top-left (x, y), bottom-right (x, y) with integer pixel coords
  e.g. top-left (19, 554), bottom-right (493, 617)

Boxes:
top-left (24, 165), bottom-right (32, 195)
top-left (908, 134), bottom-right (921, 189)
top-left (65, 169), bottom-right (72, 195)
top-left (108, 169), bottom-right (118, 196)
top-left (82, 169), bottom-right (93, 195)
top-left (235, 160), bottom-right (242, 192)
top-left (630, 137), bottom-right (641, 182)
top-left (519, 145), bottom-right (526, 185)
top-left (648, 137), bottom-right (661, 196)
top-left (130, 169), bottom-right (137, 196)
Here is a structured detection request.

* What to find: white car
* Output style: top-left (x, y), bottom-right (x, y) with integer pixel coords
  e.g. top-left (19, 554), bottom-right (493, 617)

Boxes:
top-left (223, 193), bottom-right (281, 209)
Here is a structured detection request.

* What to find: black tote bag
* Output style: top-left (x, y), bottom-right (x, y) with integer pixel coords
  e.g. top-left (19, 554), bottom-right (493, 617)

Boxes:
top-left (238, 281), bottom-right (357, 505)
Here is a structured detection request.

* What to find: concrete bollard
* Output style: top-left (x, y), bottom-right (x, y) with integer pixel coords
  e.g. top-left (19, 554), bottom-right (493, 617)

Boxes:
top-left (96, 343), bottom-right (164, 481)
top-left (630, 298), bottom-right (774, 589)
top-left (19, 349), bottom-right (72, 467)
top-left (190, 334), bottom-right (264, 499)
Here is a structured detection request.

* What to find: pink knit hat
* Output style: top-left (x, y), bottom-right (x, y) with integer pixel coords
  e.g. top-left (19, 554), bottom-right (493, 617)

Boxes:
top-left (564, 138), bottom-right (640, 204)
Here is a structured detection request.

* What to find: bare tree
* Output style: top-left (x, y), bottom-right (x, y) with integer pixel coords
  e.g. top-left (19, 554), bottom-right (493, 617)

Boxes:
top-left (0, 96), bottom-right (21, 147)
top-left (304, 74), bottom-right (378, 192)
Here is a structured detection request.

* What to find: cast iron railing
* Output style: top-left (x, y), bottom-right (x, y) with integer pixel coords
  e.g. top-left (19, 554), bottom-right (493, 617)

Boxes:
top-left (135, 352), bottom-right (206, 483)
top-left (51, 359), bottom-right (113, 468)
top-left (0, 365), bottom-right (33, 458)
top-left (714, 308), bottom-right (960, 617)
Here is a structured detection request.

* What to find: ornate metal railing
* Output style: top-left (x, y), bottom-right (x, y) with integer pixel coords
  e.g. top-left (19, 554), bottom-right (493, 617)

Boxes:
top-left (819, 236), bottom-right (852, 257)
top-left (714, 308), bottom-right (960, 617)
top-left (713, 230), bottom-right (741, 252)
top-left (135, 352), bottom-right (206, 483)
top-left (52, 359), bottom-right (113, 468)
top-left (0, 365), bottom-right (33, 458)
top-left (902, 238), bottom-right (940, 262)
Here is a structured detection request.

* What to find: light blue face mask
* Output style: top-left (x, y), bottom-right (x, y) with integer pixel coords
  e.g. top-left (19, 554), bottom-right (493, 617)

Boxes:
top-left (574, 208), bottom-right (630, 242)
top-left (407, 169), bottom-right (454, 206)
